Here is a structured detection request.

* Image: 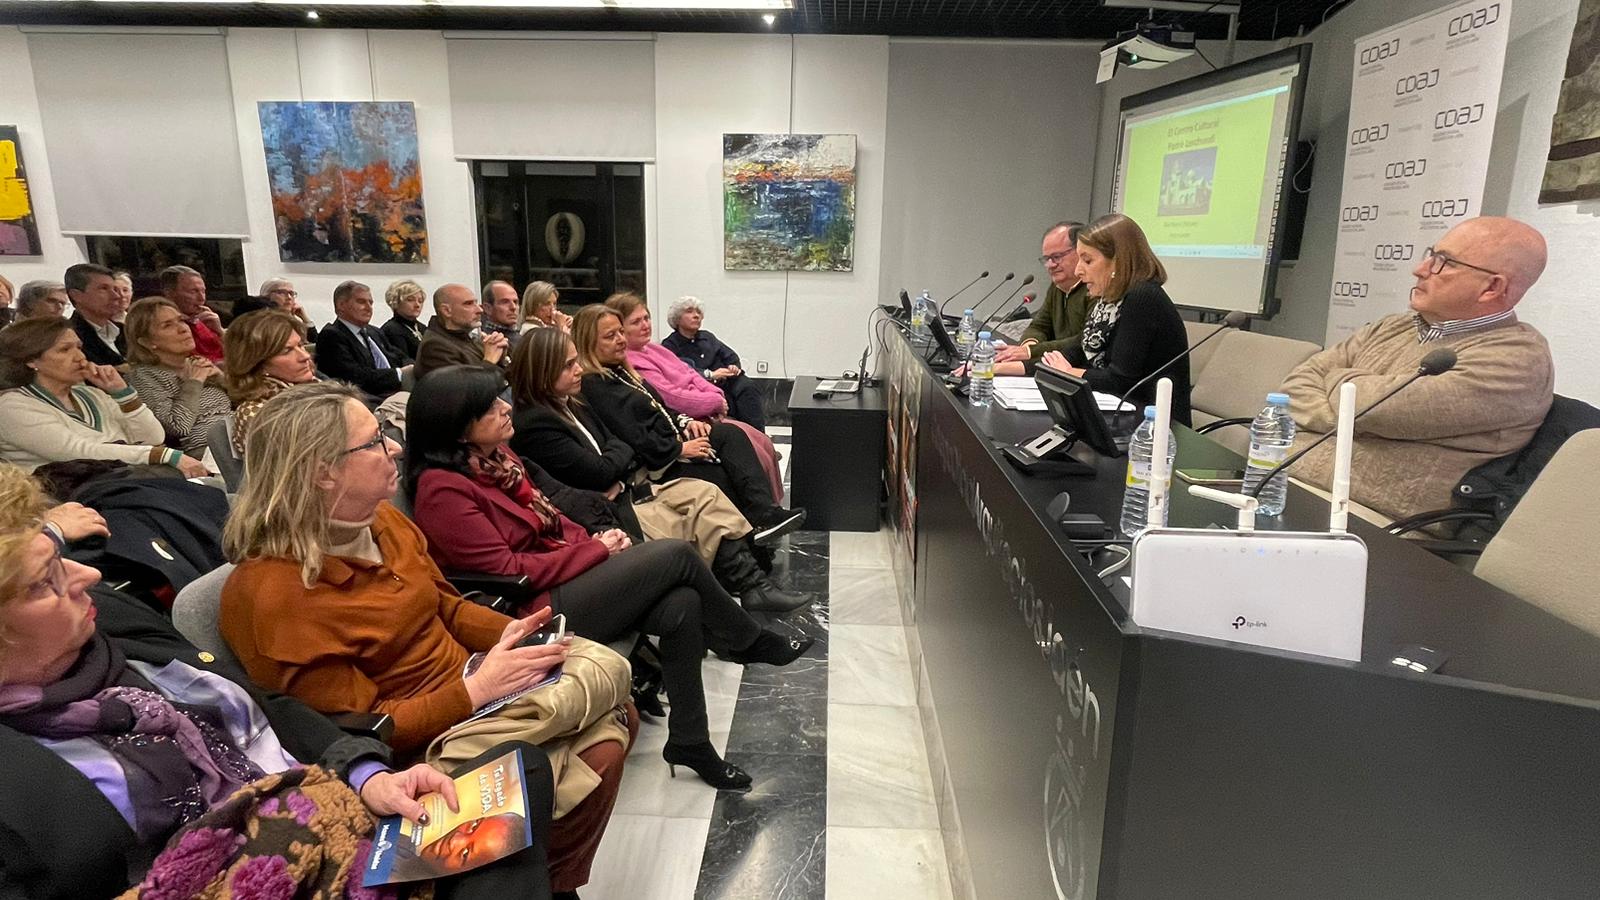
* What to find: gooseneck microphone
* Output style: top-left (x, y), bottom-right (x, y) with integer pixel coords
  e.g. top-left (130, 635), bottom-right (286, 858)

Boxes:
top-left (937, 271), bottom-right (991, 319)
top-left (1247, 347), bottom-right (1458, 499)
top-left (974, 274), bottom-right (1035, 340)
top-left (956, 282), bottom-right (1037, 389)
top-left (1111, 310), bottom-right (1251, 424)
top-left (963, 273), bottom-right (1014, 322)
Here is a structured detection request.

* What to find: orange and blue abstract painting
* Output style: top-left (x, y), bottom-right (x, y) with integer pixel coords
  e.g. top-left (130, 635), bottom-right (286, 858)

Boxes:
top-left (723, 133), bottom-right (855, 272)
top-left (0, 126), bottom-right (42, 257)
top-left (258, 101), bottom-right (428, 263)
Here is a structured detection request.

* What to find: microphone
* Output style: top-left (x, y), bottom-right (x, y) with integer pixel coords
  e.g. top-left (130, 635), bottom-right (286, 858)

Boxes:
top-left (1111, 310), bottom-right (1250, 424)
top-left (937, 270), bottom-right (991, 319)
top-left (1247, 347), bottom-right (1458, 500)
top-left (956, 280), bottom-right (1037, 387)
top-left (963, 272), bottom-right (1014, 322)
top-left (973, 275), bottom-right (1035, 341)
top-left (1002, 291), bottom-right (1038, 323)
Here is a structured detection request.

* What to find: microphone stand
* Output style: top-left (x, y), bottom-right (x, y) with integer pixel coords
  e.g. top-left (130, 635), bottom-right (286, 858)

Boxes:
top-left (954, 281), bottom-right (1034, 391)
top-left (937, 271), bottom-right (990, 320)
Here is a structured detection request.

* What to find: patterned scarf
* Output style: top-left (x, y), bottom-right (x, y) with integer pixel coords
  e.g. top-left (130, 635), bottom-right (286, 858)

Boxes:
top-left (466, 445), bottom-right (567, 540)
top-left (1080, 299), bottom-right (1123, 368)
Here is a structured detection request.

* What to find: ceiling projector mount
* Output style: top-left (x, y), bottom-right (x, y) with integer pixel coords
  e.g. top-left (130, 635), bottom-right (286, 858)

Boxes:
top-left (1096, 0), bottom-right (1241, 84)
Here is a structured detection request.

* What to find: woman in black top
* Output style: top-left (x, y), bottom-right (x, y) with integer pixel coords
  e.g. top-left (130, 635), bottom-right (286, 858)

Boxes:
top-left (380, 278), bottom-right (428, 362)
top-left (569, 305), bottom-right (804, 533)
top-left (1037, 213), bottom-right (1192, 425)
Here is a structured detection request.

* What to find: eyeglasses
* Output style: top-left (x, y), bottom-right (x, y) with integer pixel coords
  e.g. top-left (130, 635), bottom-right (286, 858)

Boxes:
top-left (341, 431), bottom-right (393, 458)
top-left (269, 289), bottom-right (298, 298)
top-left (1421, 247), bottom-right (1499, 278)
top-left (24, 547), bottom-right (69, 602)
top-left (1038, 252), bottom-right (1073, 266)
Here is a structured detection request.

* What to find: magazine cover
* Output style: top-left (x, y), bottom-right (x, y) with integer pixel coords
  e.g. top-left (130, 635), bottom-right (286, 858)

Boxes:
top-left (362, 748), bottom-right (532, 885)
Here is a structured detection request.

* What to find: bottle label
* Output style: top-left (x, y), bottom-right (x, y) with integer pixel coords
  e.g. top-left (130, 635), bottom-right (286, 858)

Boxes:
top-left (1247, 442), bottom-right (1290, 470)
top-left (911, 312), bottom-right (925, 327)
top-left (1126, 459), bottom-right (1150, 488)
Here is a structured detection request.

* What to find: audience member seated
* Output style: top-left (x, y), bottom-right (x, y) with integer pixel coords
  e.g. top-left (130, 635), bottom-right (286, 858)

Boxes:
top-left (407, 366), bottom-right (812, 790)
top-left (122, 297), bottom-right (231, 460)
top-left (483, 280), bottom-right (523, 350)
top-left (521, 280), bottom-right (572, 333)
top-left (65, 263), bottom-right (128, 368)
top-left (0, 463), bottom-right (560, 899)
top-left (995, 221), bottom-right (1092, 366)
top-left (607, 293), bottom-right (782, 499)
top-left (572, 305), bottom-right (803, 533)
top-left (0, 273), bottom-right (13, 328)
top-left (1281, 216), bottom-right (1555, 524)
top-left (232, 277), bottom-right (319, 341)
top-left (0, 318), bottom-right (208, 476)
top-left (110, 270), bottom-right (134, 320)
top-left (416, 283), bottom-right (509, 381)
top-left (315, 279), bottom-right (412, 399)
top-left (509, 328), bottom-right (809, 607)
top-left (223, 309), bottom-right (317, 457)
top-left (159, 265), bottom-right (225, 363)
top-left (1028, 213), bottom-right (1192, 425)
top-left (16, 280), bottom-right (68, 320)
top-left (661, 295), bottom-right (768, 431)
top-left (217, 382), bottom-right (636, 895)
top-left (382, 277), bottom-right (429, 361)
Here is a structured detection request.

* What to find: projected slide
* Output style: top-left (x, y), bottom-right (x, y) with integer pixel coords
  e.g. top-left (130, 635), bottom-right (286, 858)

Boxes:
top-left (1112, 48), bottom-right (1308, 315)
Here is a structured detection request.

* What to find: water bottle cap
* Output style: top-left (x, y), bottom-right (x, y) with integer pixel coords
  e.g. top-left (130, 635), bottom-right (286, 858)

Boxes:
top-left (1143, 405), bottom-right (1157, 419)
top-left (978, 331), bottom-right (991, 340)
top-left (964, 308), bottom-right (975, 315)
top-left (1267, 392), bottom-right (1290, 405)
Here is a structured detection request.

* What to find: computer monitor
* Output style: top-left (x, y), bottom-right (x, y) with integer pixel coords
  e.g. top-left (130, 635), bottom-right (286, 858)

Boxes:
top-left (926, 313), bottom-right (960, 360)
top-left (1000, 363), bottom-right (1123, 475)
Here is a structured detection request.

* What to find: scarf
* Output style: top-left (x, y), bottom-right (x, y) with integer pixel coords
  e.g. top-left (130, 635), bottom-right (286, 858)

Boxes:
top-left (0, 633), bottom-right (266, 843)
top-left (467, 445), bottom-right (567, 540)
top-left (1080, 298), bottom-right (1122, 368)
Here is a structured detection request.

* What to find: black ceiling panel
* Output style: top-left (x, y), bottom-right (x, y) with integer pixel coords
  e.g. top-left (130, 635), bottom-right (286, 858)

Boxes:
top-left (0, 0), bottom-right (1352, 42)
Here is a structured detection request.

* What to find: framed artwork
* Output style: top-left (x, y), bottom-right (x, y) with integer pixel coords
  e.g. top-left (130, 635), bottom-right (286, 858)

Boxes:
top-left (0, 126), bottom-right (42, 256)
top-left (723, 133), bottom-right (856, 271)
top-left (1542, 0), bottom-right (1600, 202)
top-left (258, 101), bottom-right (429, 263)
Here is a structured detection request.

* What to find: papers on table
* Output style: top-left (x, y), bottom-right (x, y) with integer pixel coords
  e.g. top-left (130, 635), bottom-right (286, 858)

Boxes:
top-left (993, 376), bottom-right (1046, 411)
top-left (1093, 391), bottom-right (1124, 412)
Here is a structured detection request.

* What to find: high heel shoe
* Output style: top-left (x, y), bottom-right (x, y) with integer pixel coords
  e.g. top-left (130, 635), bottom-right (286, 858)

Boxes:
top-left (664, 742), bottom-right (753, 791)
top-left (724, 630), bottom-right (814, 666)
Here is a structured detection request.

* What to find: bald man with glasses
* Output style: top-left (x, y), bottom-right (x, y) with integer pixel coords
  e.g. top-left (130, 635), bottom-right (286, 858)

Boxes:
top-left (1279, 216), bottom-right (1555, 524)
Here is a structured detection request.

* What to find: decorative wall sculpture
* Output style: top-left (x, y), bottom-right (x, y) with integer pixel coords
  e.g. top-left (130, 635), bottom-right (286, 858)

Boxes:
top-left (0, 126), bottom-right (42, 256)
top-left (258, 101), bottom-right (429, 263)
top-left (1542, 0), bottom-right (1600, 202)
top-left (723, 133), bottom-right (856, 271)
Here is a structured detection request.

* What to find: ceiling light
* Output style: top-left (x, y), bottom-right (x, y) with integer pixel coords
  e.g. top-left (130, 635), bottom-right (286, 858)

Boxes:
top-left (6, 0), bottom-right (795, 7)
top-left (305, 8), bottom-right (319, 17)
top-left (761, 12), bottom-right (774, 23)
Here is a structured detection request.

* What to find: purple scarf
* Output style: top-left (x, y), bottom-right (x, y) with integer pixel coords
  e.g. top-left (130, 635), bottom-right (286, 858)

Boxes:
top-left (0, 632), bottom-right (266, 842)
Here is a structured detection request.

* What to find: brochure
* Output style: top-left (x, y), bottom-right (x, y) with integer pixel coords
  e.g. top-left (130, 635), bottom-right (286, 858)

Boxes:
top-left (363, 748), bottom-right (533, 886)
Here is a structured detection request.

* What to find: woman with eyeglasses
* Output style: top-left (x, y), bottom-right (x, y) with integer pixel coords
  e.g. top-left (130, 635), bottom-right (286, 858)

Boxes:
top-left (222, 309), bottom-right (319, 457)
top-left (0, 462), bottom-right (563, 899)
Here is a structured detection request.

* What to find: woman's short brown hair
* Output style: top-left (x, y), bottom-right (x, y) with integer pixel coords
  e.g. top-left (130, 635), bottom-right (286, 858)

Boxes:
top-left (520, 281), bottom-right (558, 325)
top-left (223, 309), bottom-right (306, 404)
top-left (121, 297), bottom-right (181, 367)
top-left (602, 292), bottom-right (646, 324)
top-left (0, 317), bottom-right (72, 389)
top-left (571, 304), bottom-right (625, 377)
top-left (509, 326), bottom-right (575, 410)
top-left (1077, 213), bottom-right (1166, 301)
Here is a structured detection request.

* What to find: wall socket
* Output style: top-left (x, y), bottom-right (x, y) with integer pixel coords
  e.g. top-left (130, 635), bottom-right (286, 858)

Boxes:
top-left (756, 360), bottom-right (769, 374)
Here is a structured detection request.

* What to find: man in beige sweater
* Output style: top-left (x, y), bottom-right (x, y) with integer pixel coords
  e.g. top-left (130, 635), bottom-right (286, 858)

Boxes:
top-left (1281, 216), bottom-right (1554, 523)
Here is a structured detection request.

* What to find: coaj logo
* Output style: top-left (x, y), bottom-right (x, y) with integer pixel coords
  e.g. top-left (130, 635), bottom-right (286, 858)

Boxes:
top-left (1373, 243), bottom-right (1415, 261)
top-left (1359, 38), bottom-right (1400, 65)
top-left (1448, 4), bottom-right (1502, 36)
top-left (1395, 68), bottom-right (1440, 96)
top-left (1341, 204), bottom-right (1379, 223)
top-left (1384, 158), bottom-right (1428, 179)
top-left (1350, 123), bottom-right (1390, 146)
top-left (1333, 281), bottom-right (1370, 298)
top-left (1435, 103), bottom-right (1486, 130)
top-left (1421, 198), bottom-right (1470, 218)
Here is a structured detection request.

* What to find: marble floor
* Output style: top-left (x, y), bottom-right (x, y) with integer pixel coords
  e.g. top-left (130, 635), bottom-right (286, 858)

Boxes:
top-left (583, 428), bottom-right (951, 900)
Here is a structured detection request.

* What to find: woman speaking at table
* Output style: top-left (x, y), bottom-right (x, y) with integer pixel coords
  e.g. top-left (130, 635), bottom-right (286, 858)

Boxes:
top-left (996, 213), bottom-right (1191, 425)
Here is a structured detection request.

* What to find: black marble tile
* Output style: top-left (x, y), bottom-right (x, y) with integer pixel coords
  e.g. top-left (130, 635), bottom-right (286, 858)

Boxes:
top-left (694, 751), bottom-right (827, 900)
top-left (723, 682), bottom-right (827, 756)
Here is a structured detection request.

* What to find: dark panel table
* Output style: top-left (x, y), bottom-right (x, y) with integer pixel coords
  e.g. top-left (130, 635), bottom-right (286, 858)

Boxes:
top-left (881, 328), bottom-right (1600, 900)
top-left (787, 376), bottom-right (887, 531)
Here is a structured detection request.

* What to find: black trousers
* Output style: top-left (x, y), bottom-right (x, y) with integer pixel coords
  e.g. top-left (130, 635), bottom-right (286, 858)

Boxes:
top-left (434, 741), bottom-right (556, 900)
top-left (549, 540), bottom-right (762, 748)
top-left (663, 422), bottom-right (774, 520)
top-left (719, 373), bottom-right (767, 431)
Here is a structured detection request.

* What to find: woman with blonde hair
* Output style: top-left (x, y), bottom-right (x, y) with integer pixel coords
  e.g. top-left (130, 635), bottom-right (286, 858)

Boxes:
top-left (381, 277), bottom-right (428, 361)
top-left (520, 281), bottom-right (571, 333)
top-left (222, 309), bottom-right (316, 456)
top-left (1032, 213), bottom-right (1192, 424)
top-left (0, 272), bottom-right (14, 328)
top-left (219, 381), bottom-right (635, 896)
top-left (122, 297), bottom-right (231, 459)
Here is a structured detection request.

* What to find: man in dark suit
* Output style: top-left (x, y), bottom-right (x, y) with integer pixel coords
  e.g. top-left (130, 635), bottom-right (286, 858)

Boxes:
top-left (315, 280), bottom-right (413, 398)
top-left (65, 263), bottom-right (127, 367)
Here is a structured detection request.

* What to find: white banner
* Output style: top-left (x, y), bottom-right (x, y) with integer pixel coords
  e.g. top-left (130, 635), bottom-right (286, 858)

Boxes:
top-left (1324, 0), bottom-right (1512, 345)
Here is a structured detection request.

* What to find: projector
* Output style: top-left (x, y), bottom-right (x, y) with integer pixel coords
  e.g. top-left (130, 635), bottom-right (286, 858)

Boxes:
top-left (1097, 23), bottom-right (1197, 83)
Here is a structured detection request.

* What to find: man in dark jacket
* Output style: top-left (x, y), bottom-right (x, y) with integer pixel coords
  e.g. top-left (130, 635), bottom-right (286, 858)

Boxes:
top-left (65, 263), bottom-right (128, 367)
top-left (315, 280), bottom-right (412, 398)
top-left (414, 283), bottom-right (509, 381)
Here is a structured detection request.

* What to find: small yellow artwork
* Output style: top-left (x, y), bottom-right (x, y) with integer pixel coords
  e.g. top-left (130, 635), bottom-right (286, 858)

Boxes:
top-left (0, 126), bottom-right (42, 255)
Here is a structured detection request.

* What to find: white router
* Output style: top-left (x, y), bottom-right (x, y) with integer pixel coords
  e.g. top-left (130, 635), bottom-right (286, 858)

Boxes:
top-left (1128, 381), bottom-right (1368, 662)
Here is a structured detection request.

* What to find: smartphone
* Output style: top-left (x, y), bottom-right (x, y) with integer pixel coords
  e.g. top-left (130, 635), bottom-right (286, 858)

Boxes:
top-left (517, 613), bottom-right (567, 649)
top-left (1175, 468), bottom-right (1247, 488)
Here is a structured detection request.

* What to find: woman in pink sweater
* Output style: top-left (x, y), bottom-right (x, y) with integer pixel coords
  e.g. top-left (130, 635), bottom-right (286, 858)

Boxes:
top-left (606, 293), bottom-right (783, 501)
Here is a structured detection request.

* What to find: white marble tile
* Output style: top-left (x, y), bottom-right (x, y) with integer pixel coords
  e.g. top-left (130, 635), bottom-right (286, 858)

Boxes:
top-left (585, 814), bottom-right (711, 900)
top-left (827, 567), bottom-right (901, 626)
top-left (827, 826), bottom-right (954, 900)
top-left (827, 703), bottom-right (939, 829)
top-left (829, 624), bottom-right (916, 707)
top-left (615, 657), bottom-right (742, 818)
top-left (827, 528), bottom-right (894, 569)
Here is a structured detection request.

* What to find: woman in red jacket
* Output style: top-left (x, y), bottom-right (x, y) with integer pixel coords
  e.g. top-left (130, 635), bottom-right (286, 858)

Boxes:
top-left (406, 365), bottom-right (811, 791)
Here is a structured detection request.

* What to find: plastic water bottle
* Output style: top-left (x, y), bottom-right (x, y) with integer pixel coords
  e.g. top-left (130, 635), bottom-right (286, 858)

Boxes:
top-left (968, 332), bottom-right (996, 407)
top-left (1120, 406), bottom-right (1177, 537)
top-left (956, 309), bottom-right (977, 355)
top-left (1241, 392), bottom-right (1297, 516)
top-left (909, 290), bottom-right (932, 349)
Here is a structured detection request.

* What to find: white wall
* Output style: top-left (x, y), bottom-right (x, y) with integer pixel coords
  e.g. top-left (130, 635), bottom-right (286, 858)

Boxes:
top-left (654, 33), bottom-right (889, 378)
top-left (878, 39), bottom-right (1102, 335)
top-left (0, 26), bottom-right (87, 286)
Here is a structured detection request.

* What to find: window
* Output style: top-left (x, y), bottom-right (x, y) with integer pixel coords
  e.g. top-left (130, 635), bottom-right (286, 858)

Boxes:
top-left (86, 235), bottom-right (247, 303)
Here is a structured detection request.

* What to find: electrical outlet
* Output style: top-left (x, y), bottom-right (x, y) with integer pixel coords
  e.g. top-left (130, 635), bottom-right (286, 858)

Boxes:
top-left (756, 360), bottom-right (769, 374)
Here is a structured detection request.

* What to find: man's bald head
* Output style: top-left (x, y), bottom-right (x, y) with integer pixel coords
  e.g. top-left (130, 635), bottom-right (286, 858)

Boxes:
top-left (1444, 216), bottom-right (1547, 305)
top-left (433, 283), bottom-right (483, 330)
top-left (1410, 216), bottom-right (1547, 322)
